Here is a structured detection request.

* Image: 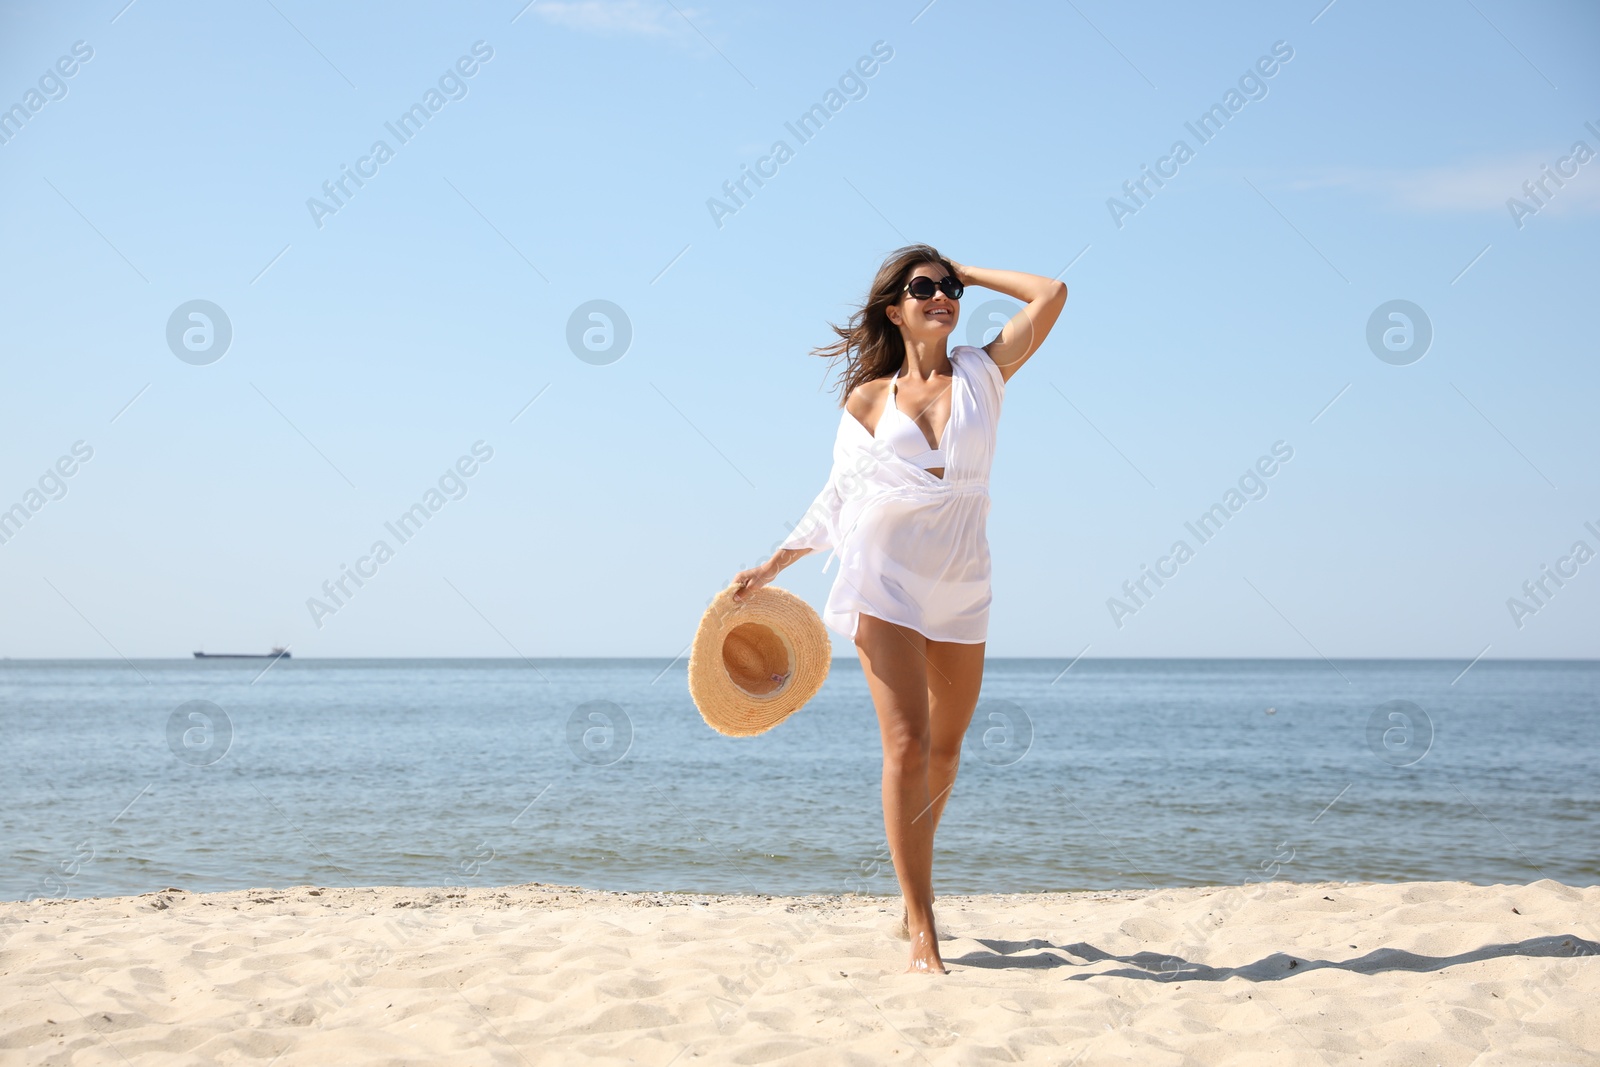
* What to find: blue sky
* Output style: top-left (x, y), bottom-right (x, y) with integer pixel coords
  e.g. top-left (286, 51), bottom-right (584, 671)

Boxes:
top-left (2, 0), bottom-right (1596, 660)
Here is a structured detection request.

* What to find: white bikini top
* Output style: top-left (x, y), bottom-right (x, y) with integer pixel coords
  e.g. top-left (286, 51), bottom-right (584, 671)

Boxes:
top-left (879, 364), bottom-right (947, 471)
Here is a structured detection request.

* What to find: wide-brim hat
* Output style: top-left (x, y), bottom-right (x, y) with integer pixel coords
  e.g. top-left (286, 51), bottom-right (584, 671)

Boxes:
top-left (688, 582), bottom-right (831, 737)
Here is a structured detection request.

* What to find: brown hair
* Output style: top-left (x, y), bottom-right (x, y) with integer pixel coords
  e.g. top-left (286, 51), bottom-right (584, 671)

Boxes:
top-left (810, 243), bottom-right (957, 406)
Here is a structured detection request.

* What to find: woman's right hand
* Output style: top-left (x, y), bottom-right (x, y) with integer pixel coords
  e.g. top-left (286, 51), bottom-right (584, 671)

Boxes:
top-left (730, 560), bottom-right (778, 602)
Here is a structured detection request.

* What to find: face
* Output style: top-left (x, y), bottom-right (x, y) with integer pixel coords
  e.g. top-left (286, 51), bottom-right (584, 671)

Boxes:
top-left (885, 261), bottom-right (959, 341)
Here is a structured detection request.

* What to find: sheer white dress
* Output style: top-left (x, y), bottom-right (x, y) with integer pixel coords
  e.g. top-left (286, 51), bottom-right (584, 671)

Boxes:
top-left (778, 344), bottom-right (1005, 644)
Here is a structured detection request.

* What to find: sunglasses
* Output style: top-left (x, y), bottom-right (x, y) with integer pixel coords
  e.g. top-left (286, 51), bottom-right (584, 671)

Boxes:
top-left (902, 274), bottom-right (964, 301)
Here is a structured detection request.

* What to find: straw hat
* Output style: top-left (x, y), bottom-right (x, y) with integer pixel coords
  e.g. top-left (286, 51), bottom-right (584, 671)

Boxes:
top-left (688, 581), bottom-right (831, 736)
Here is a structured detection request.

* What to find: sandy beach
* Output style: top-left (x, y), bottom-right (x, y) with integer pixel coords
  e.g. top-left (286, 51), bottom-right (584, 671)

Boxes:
top-left (3, 879), bottom-right (1596, 1065)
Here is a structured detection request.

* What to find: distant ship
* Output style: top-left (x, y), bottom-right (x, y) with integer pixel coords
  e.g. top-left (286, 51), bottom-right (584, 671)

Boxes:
top-left (193, 646), bottom-right (291, 660)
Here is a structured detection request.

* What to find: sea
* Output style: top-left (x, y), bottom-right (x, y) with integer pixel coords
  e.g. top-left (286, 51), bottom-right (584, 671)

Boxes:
top-left (3, 658), bottom-right (1596, 902)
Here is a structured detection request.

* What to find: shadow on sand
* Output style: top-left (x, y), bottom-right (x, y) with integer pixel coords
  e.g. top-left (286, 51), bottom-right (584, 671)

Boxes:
top-left (946, 934), bottom-right (1599, 980)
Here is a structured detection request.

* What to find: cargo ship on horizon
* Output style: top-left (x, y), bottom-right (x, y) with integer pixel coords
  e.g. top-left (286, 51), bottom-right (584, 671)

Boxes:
top-left (192, 647), bottom-right (291, 660)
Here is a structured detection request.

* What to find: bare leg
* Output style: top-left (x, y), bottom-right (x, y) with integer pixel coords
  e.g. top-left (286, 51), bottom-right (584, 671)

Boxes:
top-left (854, 614), bottom-right (983, 974)
top-left (854, 612), bottom-right (939, 971)
top-left (923, 638), bottom-right (986, 838)
top-left (892, 637), bottom-right (986, 940)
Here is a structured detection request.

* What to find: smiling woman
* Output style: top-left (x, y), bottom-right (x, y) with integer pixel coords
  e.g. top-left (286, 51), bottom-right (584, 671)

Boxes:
top-left (726, 243), bottom-right (1067, 973)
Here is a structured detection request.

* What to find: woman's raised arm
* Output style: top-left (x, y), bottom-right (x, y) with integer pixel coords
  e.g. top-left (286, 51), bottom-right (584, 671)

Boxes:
top-left (949, 260), bottom-right (1067, 383)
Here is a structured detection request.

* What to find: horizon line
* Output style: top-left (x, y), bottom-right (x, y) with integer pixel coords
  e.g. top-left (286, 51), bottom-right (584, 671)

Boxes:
top-left (2, 655), bottom-right (1596, 664)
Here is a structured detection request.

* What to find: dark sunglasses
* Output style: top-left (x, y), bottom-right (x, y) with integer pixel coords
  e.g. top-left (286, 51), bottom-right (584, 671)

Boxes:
top-left (902, 274), bottom-right (964, 301)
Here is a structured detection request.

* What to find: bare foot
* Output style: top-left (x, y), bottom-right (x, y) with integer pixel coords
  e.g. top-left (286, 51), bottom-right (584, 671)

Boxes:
top-left (905, 924), bottom-right (947, 974)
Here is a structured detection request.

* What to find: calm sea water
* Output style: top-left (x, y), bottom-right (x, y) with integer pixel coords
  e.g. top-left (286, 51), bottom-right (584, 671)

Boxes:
top-left (3, 658), bottom-right (1596, 902)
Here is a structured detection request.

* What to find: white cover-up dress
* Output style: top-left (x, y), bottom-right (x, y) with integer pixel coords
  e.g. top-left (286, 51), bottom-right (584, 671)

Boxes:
top-left (778, 344), bottom-right (1006, 644)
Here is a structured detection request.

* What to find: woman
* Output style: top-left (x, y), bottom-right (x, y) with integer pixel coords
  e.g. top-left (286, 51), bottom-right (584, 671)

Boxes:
top-left (730, 244), bottom-right (1067, 974)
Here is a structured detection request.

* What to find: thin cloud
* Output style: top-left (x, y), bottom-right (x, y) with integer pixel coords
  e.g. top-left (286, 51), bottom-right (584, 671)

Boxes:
top-left (1284, 155), bottom-right (1600, 216)
top-left (532, 0), bottom-right (703, 38)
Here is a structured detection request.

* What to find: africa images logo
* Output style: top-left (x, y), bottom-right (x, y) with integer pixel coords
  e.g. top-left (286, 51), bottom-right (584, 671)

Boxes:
top-left (306, 42), bottom-right (495, 229)
top-left (1106, 40), bottom-right (1294, 229)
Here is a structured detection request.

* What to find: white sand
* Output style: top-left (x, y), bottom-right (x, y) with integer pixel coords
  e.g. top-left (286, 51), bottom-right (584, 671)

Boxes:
top-left (4, 878), bottom-right (1597, 1065)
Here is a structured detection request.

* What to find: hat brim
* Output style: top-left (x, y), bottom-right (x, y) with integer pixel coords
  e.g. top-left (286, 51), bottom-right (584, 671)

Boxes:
top-left (688, 582), bottom-right (831, 737)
